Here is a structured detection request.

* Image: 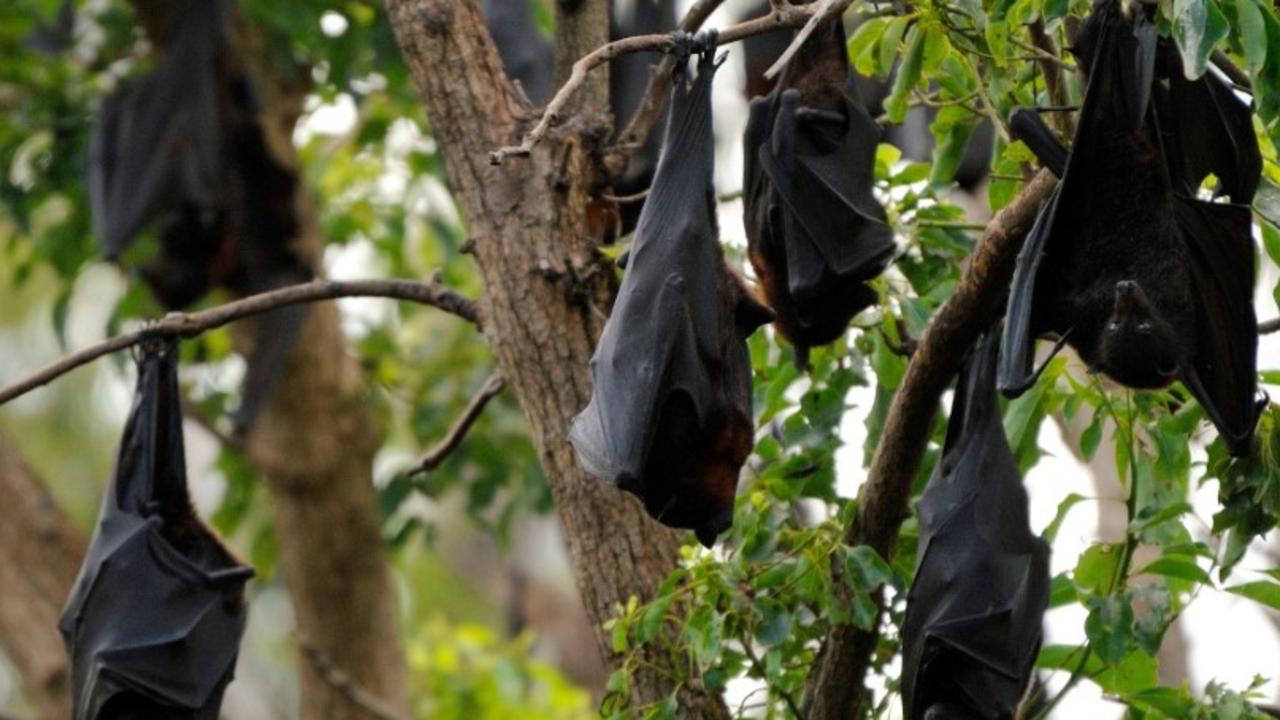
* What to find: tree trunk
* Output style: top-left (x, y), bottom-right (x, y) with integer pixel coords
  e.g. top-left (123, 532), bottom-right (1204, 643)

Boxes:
top-left (384, 1), bottom-right (728, 715)
top-left (237, 35), bottom-right (411, 720)
top-left (0, 430), bottom-right (85, 720)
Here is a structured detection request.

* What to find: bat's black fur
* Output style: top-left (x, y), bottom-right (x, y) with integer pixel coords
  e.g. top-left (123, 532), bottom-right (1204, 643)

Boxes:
top-left (60, 341), bottom-right (252, 720)
top-left (1000, 0), bottom-right (1263, 456)
top-left (88, 0), bottom-right (311, 431)
top-left (901, 333), bottom-right (1050, 720)
top-left (570, 33), bottom-right (773, 547)
top-left (743, 18), bottom-right (895, 368)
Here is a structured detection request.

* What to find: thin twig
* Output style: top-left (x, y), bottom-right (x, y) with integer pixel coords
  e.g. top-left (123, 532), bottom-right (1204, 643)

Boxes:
top-left (408, 373), bottom-right (506, 475)
top-left (601, 187), bottom-right (743, 204)
top-left (0, 277), bottom-right (480, 406)
top-left (298, 633), bottom-right (407, 720)
top-left (1262, 318), bottom-right (1280, 335)
top-left (490, 2), bottom-right (819, 164)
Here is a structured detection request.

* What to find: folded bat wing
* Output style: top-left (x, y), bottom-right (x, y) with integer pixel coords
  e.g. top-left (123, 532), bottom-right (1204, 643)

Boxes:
top-left (89, 0), bottom-right (231, 260)
top-left (903, 335), bottom-right (1050, 720)
top-left (1176, 198), bottom-right (1261, 456)
top-left (757, 89), bottom-right (894, 300)
top-left (570, 38), bottom-right (725, 488)
top-left (60, 342), bottom-right (251, 720)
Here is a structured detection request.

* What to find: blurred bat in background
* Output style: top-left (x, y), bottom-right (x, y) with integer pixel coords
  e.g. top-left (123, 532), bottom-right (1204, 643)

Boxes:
top-left (89, 0), bottom-right (311, 432)
top-left (570, 33), bottom-right (773, 547)
top-left (743, 17), bottom-right (895, 368)
top-left (901, 332), bottom-right (1050, 720)
top-left (999, 0), bottom-right (1263, 456)
top-left (60, 340), bottom-right (251, 720)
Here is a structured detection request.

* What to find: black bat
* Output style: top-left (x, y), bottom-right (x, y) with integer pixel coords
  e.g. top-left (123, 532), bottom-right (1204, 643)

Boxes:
top-left (569, 33), bottom-right (773, 547)
top-left (89, 0), bottom-right (311, 432)
top-left (743, 18), bottom-right (895, 368)
top-left (483, 0), bottom-right (553, 104)
top-left (901, 332), bottom-right (1050, 720)
top-left (60, 340), bottom-right (252, 720)
top-left (998, 0), bottom-right (1263, 457)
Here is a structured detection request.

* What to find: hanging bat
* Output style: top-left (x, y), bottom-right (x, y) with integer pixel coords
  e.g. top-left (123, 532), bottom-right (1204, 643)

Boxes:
top-left (901, 333), bottom-right (1050, 720)
top-left (60, 341), bottom-right (252, 720)
top-left (743, 18), bottom-right (895, 368)
top-left (89, 0), bottom-right (311, 432)
top-left (569, 32), bottom-right (773, 547)
top-left (999, 0), bottom-right (1263, 456)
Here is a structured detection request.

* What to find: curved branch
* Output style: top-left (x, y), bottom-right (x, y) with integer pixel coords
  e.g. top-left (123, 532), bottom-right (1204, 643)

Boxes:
top-left (0, 277), bottom-right (480, 406)
top-left (489, 2), bottom-right (818, 164)
top-left (804, 170), bottom-right (1058, 719)
top-left (409, 373), bottom-right (506, 475)
top-left (1261, 318), bottom-right (1280, 335)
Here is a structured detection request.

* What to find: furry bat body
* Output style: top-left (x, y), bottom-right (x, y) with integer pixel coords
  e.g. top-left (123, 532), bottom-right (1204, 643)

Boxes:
top-left (89, 0), bottom-right (311, 431)
top-left (743, 18), bottom-right (895, 368)
top-left (999, 0), bottom-right (1263, 456)
top-left (60, 342), bottom-right (251, 720)
top-left (570, 34), bottom-right (773, 547)
top-left (901, 334), bottom-right (1050, 720)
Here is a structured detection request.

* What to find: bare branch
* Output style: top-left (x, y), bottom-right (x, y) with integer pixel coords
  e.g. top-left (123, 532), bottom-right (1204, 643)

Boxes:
top-left (489, 2), bottom-right (817, 164)
top-left (298, 633), bottom-right (408, 720)
top-left (0, 277), bottom-right (480, 406)
top-left (1262, 318), bottom-right (1280, 335)
top-left (804, 170), bottom-right (1059, 719)
top-left (409, 373), bottom-right (506, 476)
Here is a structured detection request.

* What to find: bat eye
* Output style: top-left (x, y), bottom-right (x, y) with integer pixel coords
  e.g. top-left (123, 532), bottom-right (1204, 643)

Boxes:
top-left (1106, 321), bottom-right (1121, 333)
top-left (1136, 321), bottom-right (1152, 334)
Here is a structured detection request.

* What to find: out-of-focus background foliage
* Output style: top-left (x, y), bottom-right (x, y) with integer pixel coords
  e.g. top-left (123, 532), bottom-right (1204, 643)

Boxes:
top-left (2, 0), bottom-right (1280, 717)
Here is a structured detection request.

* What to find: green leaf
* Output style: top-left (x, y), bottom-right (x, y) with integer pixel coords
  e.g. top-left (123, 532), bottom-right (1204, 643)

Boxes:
top-left (753, 602), bottom-right (793, 646)
top-left (1172, 0), bottom-right (1231, 79)
top-left (843, 545), bottom-right (893, 590)
top-left (1125, 686), bottom-right (1197, 717)
top-left (878, 16), bottom-right (911, 78)
top-left (1226, 581), bottom-right (1280, 610)
top-left (1236, 0), bottom-right (1268, 73)
top-left (1085, 594), bottom-right (1136, 663)
top-left (1075, 543), bottom-right (1122, 596)
top-left (848, 17), bottom-right (889, 76)
top-left (885, 25), bottom-right (925, 124)
top-left (1093, 650), bottom-right (1158, 695)
top-left (1081, 410), bottom-right (1105, 460)
top-left (1139, 556), bottom-right (1212, 584)
top-left (1128, 501), bottom-right (1194, 534)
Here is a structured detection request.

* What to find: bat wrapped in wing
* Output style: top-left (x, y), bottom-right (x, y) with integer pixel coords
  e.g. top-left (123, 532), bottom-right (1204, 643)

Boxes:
top-left (569, 33), bottom-right (773, 547)
top-left (89, 0), bottom-right (311, 431)
top-left (743, 18), bottom-right (895, 368)
top-left (901, 333), bottom-right (1050, 720)
top-left (999, 0), bottom-right (1264, 456)
top-left (60, 340), bottom-right (252, 720)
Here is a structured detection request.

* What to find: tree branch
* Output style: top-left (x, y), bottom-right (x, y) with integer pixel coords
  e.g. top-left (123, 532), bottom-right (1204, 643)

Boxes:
top-left (489, 1), bottom-right (819, 165)
top-left (298, 634), bottom-right (408, 720)
top-left (409, 373), bottom-right (506, 475)
top-left (0, 277), bottom-right (479, 406)
top-left (1261, 318), bottom-right (1280, 335)
top-left (804, 170), bottom-right (1058, 719)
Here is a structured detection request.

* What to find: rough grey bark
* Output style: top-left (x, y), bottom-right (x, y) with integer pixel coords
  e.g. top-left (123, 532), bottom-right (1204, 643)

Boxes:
top-left (384, 0), bottom-right (729, 715)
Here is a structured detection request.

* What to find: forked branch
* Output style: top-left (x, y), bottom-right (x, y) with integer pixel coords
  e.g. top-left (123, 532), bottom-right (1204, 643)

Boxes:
top-left (0, 277), bottom-right (480, 406)
top-left (409, 373), bottom-right (506, 475)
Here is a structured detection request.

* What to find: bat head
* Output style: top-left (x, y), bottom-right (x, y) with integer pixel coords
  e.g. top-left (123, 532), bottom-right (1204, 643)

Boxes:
top-left (1096, 279), bottom-right (1182, 388)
